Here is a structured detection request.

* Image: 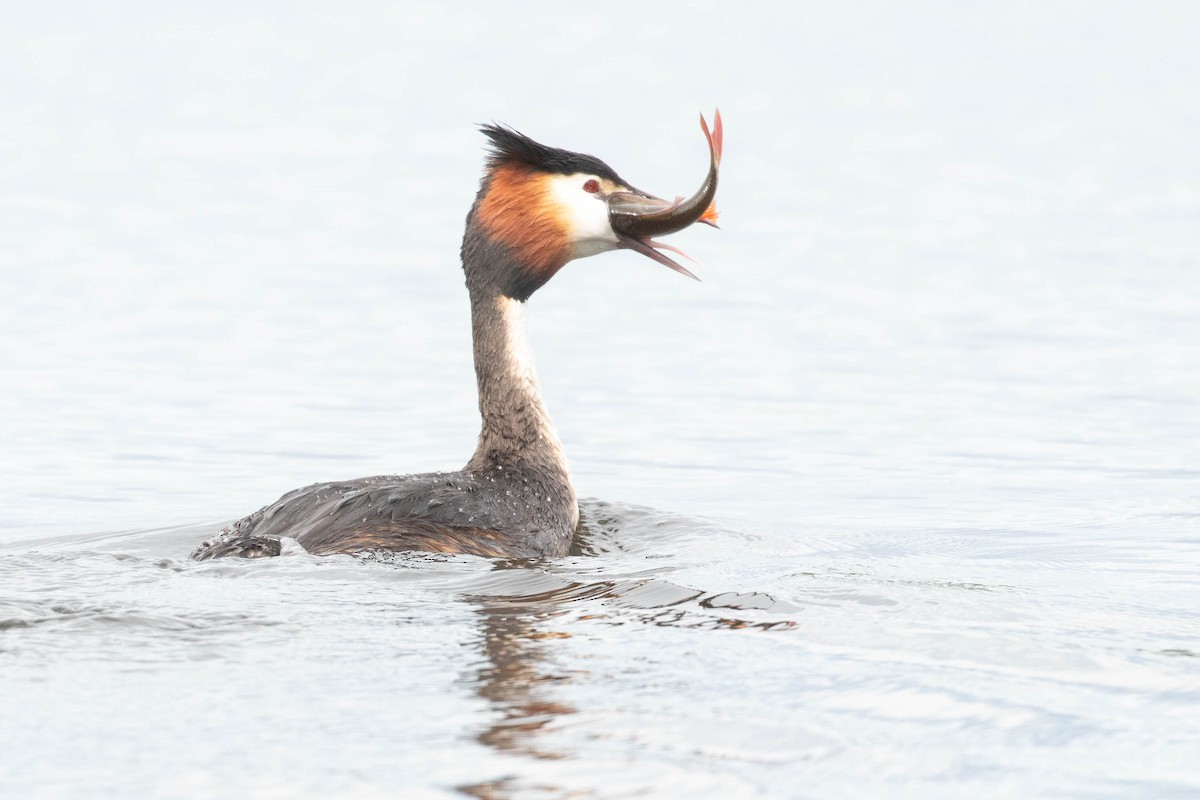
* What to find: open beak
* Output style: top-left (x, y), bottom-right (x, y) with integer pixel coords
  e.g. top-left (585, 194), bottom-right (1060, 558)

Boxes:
top-left (607, 110), bottom-right (723, 281)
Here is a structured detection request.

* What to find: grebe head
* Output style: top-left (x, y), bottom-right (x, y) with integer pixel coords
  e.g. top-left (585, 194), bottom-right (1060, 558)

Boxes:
top-left (465, 112), bottom-right (723, 301)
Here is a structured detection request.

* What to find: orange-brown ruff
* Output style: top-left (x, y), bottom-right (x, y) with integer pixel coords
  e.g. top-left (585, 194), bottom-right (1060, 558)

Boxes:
top-left (191, 112), bottom-right (722, 561)
top-left (477, 165), bottom-right (572, 278)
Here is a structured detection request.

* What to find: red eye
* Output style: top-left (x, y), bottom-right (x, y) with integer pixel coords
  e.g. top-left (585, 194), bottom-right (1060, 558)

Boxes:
top-left (583, 179), bottom-right (600, 193)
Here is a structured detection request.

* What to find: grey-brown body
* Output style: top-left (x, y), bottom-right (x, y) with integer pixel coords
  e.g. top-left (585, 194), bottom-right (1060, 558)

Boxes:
top-left (194, 466), bottom-right (575, 559)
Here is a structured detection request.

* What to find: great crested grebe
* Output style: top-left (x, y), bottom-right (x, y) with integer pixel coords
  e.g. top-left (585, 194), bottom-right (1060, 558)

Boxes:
top-left (192, 112), bottom-right (723, 560)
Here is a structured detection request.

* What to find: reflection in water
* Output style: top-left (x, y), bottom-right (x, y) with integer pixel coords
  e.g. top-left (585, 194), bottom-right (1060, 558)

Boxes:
top-left (458, 597), bottom-right (575, 799)
top-left (455, 559), bottom-right (803, 799)
top-left (470, 603), bottom-right (575, 758)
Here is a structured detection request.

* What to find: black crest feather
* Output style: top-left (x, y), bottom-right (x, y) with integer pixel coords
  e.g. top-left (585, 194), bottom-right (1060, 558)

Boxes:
top-left (480, 123), bottom-right (624, 183)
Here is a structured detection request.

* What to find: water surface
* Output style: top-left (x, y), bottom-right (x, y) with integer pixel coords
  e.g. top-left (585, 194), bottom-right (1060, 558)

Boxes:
top-left (2, 3), bottom-right (1199, 798)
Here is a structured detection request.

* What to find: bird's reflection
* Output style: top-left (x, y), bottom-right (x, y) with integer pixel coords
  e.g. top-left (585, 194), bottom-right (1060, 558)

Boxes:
top-left (471, 601), bottom-right (575, 757)
top-left (452, 538), bottom-right (799, 798)
top-left (457, 594), bottom-right (576, 799)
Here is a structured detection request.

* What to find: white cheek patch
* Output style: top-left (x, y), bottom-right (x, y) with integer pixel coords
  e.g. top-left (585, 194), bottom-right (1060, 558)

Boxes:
top-left (546, 173), bottom-right (619, 260)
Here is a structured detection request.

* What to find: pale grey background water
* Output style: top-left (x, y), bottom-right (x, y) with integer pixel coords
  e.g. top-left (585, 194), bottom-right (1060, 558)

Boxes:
top-left (2, 3), bottom-right (1198, 798)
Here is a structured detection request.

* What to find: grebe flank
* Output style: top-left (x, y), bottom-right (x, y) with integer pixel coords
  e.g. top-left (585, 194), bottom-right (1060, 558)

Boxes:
top-left (192, 112), bottom-right (723, 560)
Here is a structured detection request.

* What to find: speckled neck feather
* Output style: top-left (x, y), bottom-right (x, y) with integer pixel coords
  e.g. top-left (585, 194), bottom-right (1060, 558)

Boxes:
top-left (460, 196), bottom-right (577, 527)
top-left (465, 291), bottom-right (570, 478)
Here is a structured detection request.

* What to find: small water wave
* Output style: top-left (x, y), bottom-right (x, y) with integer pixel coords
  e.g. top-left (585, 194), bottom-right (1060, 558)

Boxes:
top-left (0, 599), bottom-right (278, 635)
top-left (462, 568), bottom-right (800, 632)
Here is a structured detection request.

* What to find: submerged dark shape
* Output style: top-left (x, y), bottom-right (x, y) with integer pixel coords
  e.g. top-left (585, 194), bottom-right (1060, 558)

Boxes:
top-left (192, 113), bottom-right (723, 561)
